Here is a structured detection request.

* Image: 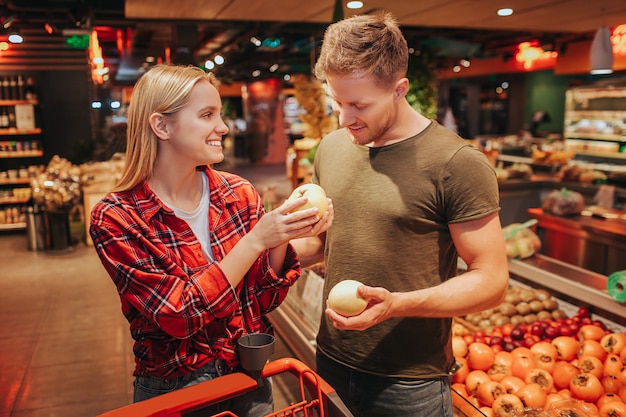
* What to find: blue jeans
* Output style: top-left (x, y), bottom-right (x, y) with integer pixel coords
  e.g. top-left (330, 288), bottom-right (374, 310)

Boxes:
top-left (133, 359), bottom-right (273, 417)
top-left (316, 351), bottom-right (453, 417)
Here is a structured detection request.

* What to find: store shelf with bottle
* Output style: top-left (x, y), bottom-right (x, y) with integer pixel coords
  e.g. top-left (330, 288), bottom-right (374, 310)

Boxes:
top-left (0, 74), bottom-right (42, 232)
top-left (0, 167), bottom-right (32, 231)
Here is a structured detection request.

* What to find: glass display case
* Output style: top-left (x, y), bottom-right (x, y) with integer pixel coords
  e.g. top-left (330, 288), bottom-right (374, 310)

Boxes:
top-left (564, 84), bottom-right (626, 159)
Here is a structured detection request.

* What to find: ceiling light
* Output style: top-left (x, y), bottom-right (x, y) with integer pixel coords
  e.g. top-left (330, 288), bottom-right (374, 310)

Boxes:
top-left (205, 59), bottom-right (215, 70)
top-left (8, 30), bottom-right (23, 44)
top-left (2, 15), bottom-right (15, 29)
top-left (250, 36), bottom-right (261, 46)
top-left (347, 1), bottom-right (363, 9)
top-left (589, 26), bottom-right (614, 75)
top-left (269, 63), bottom-right (279, 72)
top-left (497, 8), bottom-right (513, 17)
top-left (44, 22), bottom-right (58, 35)
top-left (214, 55), bottom-right (224, 65)
top-left (252, 69), bottom-right (261, 77)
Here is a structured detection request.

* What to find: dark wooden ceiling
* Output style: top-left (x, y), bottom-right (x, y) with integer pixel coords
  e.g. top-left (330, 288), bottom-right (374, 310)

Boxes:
top-left (1, 0), bottom-right (625, 85)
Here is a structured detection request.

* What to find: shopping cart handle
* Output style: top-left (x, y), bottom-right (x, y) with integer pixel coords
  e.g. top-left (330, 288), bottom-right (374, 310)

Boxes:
top-left (97, 372), bottom-right (258, 417)
top-left (97, 358), bottom-right (354, 417)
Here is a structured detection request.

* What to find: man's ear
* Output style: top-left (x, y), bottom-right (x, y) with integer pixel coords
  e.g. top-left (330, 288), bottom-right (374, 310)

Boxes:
top-left (394, 77), bottom-right (409, 101)
top-left (149, 113), bottom-right (170, 140)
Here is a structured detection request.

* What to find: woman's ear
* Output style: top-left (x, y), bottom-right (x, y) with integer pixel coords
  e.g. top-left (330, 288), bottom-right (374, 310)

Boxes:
top-left (149, 113), bottom-right (170, 140)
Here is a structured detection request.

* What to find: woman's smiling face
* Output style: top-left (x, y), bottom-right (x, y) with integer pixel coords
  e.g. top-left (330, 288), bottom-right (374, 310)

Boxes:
top-left (165, 79), bottom-right (229, 166)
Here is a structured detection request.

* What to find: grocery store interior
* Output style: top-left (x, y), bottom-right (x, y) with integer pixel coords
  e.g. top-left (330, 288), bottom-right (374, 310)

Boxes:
top-left (2, 0), bottom-right (626, 416)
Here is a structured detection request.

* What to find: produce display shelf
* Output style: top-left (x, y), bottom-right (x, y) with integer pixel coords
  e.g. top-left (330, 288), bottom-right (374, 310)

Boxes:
top-left (270, 256), bottom-right (626, 417)
top-left (268, 300), bottom-right (317, 369)
top-left (507, 254), bottom-right (625, 327)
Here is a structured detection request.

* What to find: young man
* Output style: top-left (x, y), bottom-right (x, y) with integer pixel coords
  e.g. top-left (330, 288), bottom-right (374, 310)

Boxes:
top-left (292, 12), bottom-right (508, 417)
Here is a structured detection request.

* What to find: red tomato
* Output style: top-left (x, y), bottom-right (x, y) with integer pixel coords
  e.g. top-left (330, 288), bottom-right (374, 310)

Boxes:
top-left (467, 342), bottom-right (496, 371)
top-left (501, 323), bottom-right (515, 337)
top-left (599, 400), bottom-right (626, 417)
top-left (517, 382), bottom-right (547, 409)
top-left (499, 376), bottom-right (526, 395)
top-left (604, 353), bottom-right (625, 378)
top-left (451, 382), bottom-right (469, 398)
top-left (452, 357), bottom-right (469, 384)
top-left (452, 336), bottom-right (469, 358)
top-left (601, 375), bottom-right (623, 394)
top-left (601, 332), bottom-right (626, 356)
top-left (618, 367), bottom-right (626, 386)
top-left (530, 341), bottom-right (558, 361)
top-left (465, 370), bottom-right (491, 396)
top-left (596, 392), bottom-right (624, 410)
top-left (491, 344), bottom-right (504, 354)
top-left (579, 339), bottom-right (608, 362)
top-left (570, 373), bottom-right (604, 403)
top-left (552, 336), bottom-right (580, 362)
top-left (510, 346), bottom-right (532, 359)
top-left (491, 328), bottom-right (503, 338)
top-left (494, 351), bottom-right (514, 368)
top-left (487, 363), bottom-right (512, 382)
top-left (511, 353), bottom-right (535, 380)
top-left (478, 406), bottom-right (495, 417)
top-left (553, 361), bottom-right (580, 390)
top-left (578, 324), bottom-right (607, 342)
top-left (544, 392), bottom-right (566, 410)
top-left (491, 393), bottom-right (524, 417)
top-left (525, 367), bottom-right (555, 393)
top-left (578, 355), bottom-right (605, 379)
top-left (476, 380), bottom-right (506, 407)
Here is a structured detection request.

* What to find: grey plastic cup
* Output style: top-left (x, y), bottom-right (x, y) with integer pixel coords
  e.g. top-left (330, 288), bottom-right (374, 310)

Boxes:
top-left (237, 333), bottom-right (275, 385)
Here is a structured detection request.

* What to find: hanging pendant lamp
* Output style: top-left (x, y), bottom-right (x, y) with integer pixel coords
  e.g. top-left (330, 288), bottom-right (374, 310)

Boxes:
top-left (589, 26), bottom-right (614, 75)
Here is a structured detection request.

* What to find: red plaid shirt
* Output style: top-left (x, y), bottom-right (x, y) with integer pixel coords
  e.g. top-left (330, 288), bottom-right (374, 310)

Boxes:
top-left (90, 166), bottom-right (300, 378)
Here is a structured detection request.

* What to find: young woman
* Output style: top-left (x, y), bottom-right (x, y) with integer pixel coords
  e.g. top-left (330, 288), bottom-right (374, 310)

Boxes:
top-left (90, 64), bottom-right (332, 416)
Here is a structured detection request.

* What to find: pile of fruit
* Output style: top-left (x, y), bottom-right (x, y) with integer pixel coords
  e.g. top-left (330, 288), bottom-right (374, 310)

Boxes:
top-left (502, 222), bottom-right (541, 260)
top-left (460, 285), bottom-right (567, 337)
top-left (451, 288), bottom-right (626, 416)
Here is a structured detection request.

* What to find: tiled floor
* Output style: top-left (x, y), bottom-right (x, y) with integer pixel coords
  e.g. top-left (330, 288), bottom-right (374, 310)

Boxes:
top-left (0, 162), bottom-right (300, 417)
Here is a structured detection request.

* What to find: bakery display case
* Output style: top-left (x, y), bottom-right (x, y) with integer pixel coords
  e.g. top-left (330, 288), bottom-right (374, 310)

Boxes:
top-left (563, 84), bottom-right (626, 161)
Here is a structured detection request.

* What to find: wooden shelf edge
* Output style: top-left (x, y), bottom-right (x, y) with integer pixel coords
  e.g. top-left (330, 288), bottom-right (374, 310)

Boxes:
top-left (0, 178), bottom-right (30, 185)
top-left (0, 222), bottom-right (26, 230)
top-left (0, 128), bottom-right (41, 136)
top-left (0, 151), bottom-right (43, 158)
top-left (0, 198), bottom-right (29, 205)
top-left (0, 100), bottom-right (38, 105)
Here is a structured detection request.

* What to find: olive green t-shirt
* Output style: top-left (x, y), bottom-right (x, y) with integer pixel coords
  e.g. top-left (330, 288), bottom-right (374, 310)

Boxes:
top-left (313, 121), bottom-right (500, 379)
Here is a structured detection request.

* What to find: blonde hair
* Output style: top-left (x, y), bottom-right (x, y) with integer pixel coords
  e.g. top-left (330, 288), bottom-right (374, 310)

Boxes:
top-left (114, 64), bottom-right (218, 192)
top-left (314, 12), bottom-right (408, 89)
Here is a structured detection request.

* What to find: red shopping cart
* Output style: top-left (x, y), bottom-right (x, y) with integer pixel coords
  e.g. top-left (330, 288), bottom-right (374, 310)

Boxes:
top-left (97, 357), bottom-right (354, 417)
